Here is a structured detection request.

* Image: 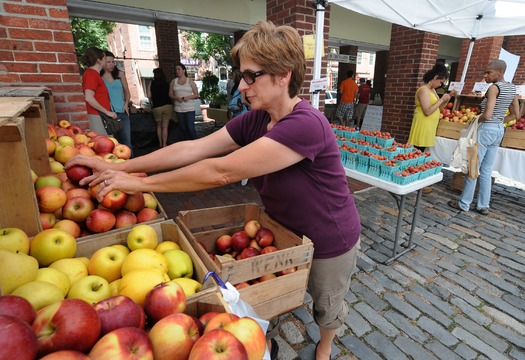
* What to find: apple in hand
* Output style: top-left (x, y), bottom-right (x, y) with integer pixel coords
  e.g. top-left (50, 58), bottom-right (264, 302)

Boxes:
top-left (89, 327), bottom-right (153, 360)
top-left (0, 315), bottom-right (38, 360)
top-left (0, 227), bottom-right (30, 254)
top-left (101, 190), bottom-right (128, 211)
top-left (66, 165), bottom-right (92, 184)
top-left (244, 220), bottom-right (261, 239)
top-left (144, 281), bottom-right (187, 324)
top-left (215, 235), bottom-right (232, 254)
top-left (32, 299), bottom-right (101, 356)
top-left (86, 209), bottom-right (116, 233)
top-left (189, 328), bottom-right (248, 360)
top-left (30, 229), bottom-right (77, 267)
top-left (223, 317), bottom-right (266, 360)
top-left (93, 295), bottom-right (145, 335)
top-left (67, 275), bottom-right (111, 305)
top-left (231, 231), bottom-right (250, 253)
top-left (0, 295), bottom-right (37, 324)
top-left (149, 313), bottom-right (200, 360)
top-left (255, 227), bottom-right (274, 247)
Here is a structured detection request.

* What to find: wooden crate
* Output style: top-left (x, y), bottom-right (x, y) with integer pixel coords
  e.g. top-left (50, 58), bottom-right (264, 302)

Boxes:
top-left (176, 203), bottom-right (314, 320)
top-left (436, 119), bottom-right (469, 139)
top-left (0, 86), bottom-right (57, 124)
top-left (501, 128), bottom-right (525, 150)
top-left (453, 94), bottom-right (483, 112)
top-left (75, 220), bottom-right (217, 299)
top-left (185, 288), bottom-right (232, 316)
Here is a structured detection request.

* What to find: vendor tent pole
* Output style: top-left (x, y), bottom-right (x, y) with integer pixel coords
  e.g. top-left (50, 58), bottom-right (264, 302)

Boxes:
top-left (312, 0), bottom-right (326, 109)
top-left (460, 39), bottom-right (475, 83)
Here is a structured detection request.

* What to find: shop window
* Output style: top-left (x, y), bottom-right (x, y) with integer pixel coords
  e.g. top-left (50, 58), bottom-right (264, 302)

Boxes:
top-left (138, 25), bottom-right (153, 50)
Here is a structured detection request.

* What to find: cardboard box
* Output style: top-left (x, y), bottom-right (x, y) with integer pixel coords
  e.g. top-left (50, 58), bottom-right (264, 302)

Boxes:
top-left (75, 220), bottom-right (216, 300)
top-left (177, 203), bottom-right (314, 320)
top-left (436, 119), bottom-right (469, 140)
top-left (501, 128), bottom-right (525, 150)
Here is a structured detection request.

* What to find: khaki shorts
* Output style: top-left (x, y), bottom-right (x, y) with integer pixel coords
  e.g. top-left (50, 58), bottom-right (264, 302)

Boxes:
top-left (307, 239), bottom-right (360, 329)
top-left (354, 103), bottom-right (368, 120)
top-left (152, 104), bottom-right (173, 122)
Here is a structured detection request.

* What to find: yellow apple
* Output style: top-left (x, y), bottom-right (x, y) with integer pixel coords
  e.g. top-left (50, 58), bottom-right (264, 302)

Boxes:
top-left (49, 160), bottom-right (65, 174)
top-left (29, 229), bottom-right (77, 267)
top-left (170, 278), bottom-right (202, 297)
top-left (112, 244), bottom-right (130, 256)
top-left (88, 246), bottom-right (127, 283)
top-left (49, 257), bottom-right (88, 285)
top-left (164, 249), bottom-right (194, 279)
top-left (67, 275), bottom-right (112, 305)
top-left (126, 224), bottom-right (158, 250)
top-left (118, 269), bottom-right (168, 306)
top-left (142, 193), bottom-right (158, 210)
top-left (0, 249), bottom-right (39, 294)
top-left (76, 257), bottom-right (90, 268)
top-left (12, 280), bottom-right (64, 310)
top-left (0, 227), bottom-right (30, 254)
top-left (154, 241), bottom-right (181, 254)
top-left (109, 279), bottom-right (121, 296)
top-left (121, 248), bottom-right (168, 276)
top-left (35, 267), bottom-right (71, 296)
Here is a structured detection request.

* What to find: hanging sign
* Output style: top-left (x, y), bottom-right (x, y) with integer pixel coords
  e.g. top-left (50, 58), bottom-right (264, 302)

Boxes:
top-left (303, 35), bottom-right (316, 59)
top-left (309, 78), bottom-right (328, 93)
top-left (326, 53), bottom-right (357, 64)
top-left (515, 85), bottom-right (525, 97)
top-left (448, 82), bottom-right (464, 94)
top-left (472, 82), bottom-right (491, 94)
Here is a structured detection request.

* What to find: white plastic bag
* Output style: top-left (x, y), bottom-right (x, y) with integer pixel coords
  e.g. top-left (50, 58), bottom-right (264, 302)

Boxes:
top-left (450, 117), bottom-right (479, 174)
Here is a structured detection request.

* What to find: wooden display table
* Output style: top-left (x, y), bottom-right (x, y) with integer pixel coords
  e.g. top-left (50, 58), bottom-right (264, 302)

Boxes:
top-left (0, 87), bottom-right (56, 124)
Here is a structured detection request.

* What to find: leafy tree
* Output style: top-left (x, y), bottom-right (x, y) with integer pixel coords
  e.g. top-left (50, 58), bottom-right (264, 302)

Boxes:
top-left (182, 30), bottom-right (233, 66)
top-left (70, 17), bottom-right (115, 68)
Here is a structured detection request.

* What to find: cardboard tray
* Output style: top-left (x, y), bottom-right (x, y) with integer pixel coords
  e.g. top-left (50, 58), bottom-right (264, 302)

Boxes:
top-left (75, 220), bottom-right (216, 300)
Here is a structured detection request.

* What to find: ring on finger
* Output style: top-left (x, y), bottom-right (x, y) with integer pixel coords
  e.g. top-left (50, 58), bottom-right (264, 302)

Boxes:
top-left (104, 179), bottom-right (109, 186)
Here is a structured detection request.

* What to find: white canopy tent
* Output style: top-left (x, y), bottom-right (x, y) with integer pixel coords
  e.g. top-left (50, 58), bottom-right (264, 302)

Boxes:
top-left (312, 0), bottom-right (525, 108)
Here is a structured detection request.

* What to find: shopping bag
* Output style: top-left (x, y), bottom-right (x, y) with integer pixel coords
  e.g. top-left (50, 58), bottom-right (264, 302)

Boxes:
top-left (467, 143), bottom-right (480, 179)
top-left (204, 271), bottom-right (271, 360)
top-left (450, 117), bottom-right (478, 175)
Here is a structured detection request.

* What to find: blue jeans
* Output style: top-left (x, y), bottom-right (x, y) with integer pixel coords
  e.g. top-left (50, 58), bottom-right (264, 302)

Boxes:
top-left (459, 122), bottom-right (504, 210)
top-left (115, 112), bottom-right (133, 157)
top-left (176, 111), bottom-right (197, 140)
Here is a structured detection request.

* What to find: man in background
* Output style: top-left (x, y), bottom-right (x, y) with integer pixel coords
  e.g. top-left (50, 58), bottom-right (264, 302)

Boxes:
top-left (336, 70), bottom-right (359, 127)
top-left (354, 78), bottom-right (371, 129)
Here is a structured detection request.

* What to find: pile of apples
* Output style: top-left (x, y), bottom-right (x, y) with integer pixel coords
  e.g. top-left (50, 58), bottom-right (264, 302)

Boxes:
top-left (440, 103), bottom-right (480, 123)
top-left (35, 120), bottom-right (161, 238)
top-left (209, 220), bottom-right (297, 289)
top-left (505, 117), bottom-right (525, 129)
top-left (1, 223), bottom-right (269, 359)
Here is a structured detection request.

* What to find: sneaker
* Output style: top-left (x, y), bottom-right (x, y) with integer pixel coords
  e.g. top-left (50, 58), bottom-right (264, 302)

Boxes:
top-left (477, 208), bottom-right (489, 215)
top-left (448, 200), bottom-right (466, 212)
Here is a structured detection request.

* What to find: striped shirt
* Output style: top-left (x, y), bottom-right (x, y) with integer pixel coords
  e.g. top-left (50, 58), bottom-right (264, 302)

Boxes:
top-left (481, 81), bottom-right (516, 124)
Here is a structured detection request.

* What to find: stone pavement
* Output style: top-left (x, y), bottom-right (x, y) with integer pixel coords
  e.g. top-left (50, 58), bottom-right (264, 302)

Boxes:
top-left (155, 170), bottom-right (525, 360)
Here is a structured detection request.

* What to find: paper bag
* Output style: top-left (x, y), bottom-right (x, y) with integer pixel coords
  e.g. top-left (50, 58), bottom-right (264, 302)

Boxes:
top-left (467, 143), bottom-right (479, 179)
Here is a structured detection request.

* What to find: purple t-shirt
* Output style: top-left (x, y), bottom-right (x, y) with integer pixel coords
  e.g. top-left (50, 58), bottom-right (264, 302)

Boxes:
top-left (226, 99), bottom-right (361, 259)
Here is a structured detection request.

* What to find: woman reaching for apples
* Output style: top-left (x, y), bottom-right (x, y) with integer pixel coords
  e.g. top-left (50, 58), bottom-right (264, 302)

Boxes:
top-left (67, 21), bottom-right (361, 360)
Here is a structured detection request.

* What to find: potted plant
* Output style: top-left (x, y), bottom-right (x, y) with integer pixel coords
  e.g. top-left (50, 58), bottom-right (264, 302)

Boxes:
top-left (199, 71), bottom-right (220, 106)
top-left (210, 92), bottom-right (228, 109)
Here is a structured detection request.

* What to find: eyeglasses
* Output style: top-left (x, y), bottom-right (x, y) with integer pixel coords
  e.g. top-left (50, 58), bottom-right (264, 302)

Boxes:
top-left (239, 69), bottom-right (266, 85)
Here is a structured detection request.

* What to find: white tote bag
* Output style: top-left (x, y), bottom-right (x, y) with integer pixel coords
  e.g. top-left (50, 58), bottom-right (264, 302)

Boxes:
top-left (450, 117), bottom-right (479, 174)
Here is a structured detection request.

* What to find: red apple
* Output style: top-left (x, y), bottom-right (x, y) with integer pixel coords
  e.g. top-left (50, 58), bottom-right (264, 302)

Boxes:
top-left (191, 315), bottom-right (205, 336)
top-left (234, 282), bottom-right (251, 290)
top-left (124, 192), bottom-right (145, 212)
top-left (198, 311), bottom-right (221, 329)
top-left (40, 212), bottom-right (57, 230)
top-left (40, 350), bottom-right (90, 360)
top-left (88, 183), bottom-right (101, 199)
top-left (93, 295), bottom-right (145, 335)
top-left (144, 282), bottom-right (187, 324)
top-left (73, 133), bottom-right (90, 146)
top-left (215, 234), bottom-right (232, 254)
top-left (136, 207), bottom-right (159, 223)
top-left (66, 188), bottom-right (91, 200)
top-left (62, 196), bottom-right (95, 223)
top-left (89, 327), bottom-right (153, 360)
top-left (243, 220), bottom-right (261, 239)
top-left (189, 329), bottom-right (248, 360)
top-left (67, 125), bottom-right (85, 135)
top-left (223, 317), bottom-right (266, 360)
top-left (66, 165), bottom-right (92, 184)
top-left (0, 315), bottom-right (38, 360)
top-left (86, 209), bottom-right (116, 233)
top-left (0, 295), bottom-right (37, 324)
top-left (204, 313), bottom-right (240, 333)
top-left (278, 266), bottom-right (298, 276)
top-left (237, 247), bottom-right (260, 260)
top-left (149, 313), bottom-right (200, 360)
top-left (115, 209), bottom-right (137, 229)
top-left (93, 136), bottom-right (115, 154)
top-left (258, 273), bottom-right (277, 282)
top-left (48, 124), bottom-right (57, 140)
top-left (60, 178), bottom-right (77, 193)
top-left (255, 227), bottom-right (274, 247)
top-left (46, 138), bottom-right (57, 156)
top-left (101, 190), bottom-right (128, 211)
top-left (113, 144), bottom-right (132, 160)
top-left (231, 231), bottom-right (250, 253)
top-left (32, 299), bottom-right (101, 357)
top-left (261, 246), bottom-right (278, 254)
top-left (36, 186), bottom-right (67, 213)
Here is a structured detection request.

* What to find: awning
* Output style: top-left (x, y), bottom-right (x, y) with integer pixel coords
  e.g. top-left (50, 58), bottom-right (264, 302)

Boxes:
top-left (138, 67), bottom-right (154, 78)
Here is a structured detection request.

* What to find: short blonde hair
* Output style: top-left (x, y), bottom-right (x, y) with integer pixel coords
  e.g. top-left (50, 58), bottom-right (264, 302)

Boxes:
top-left (231, 21), bottom-right (306, 98)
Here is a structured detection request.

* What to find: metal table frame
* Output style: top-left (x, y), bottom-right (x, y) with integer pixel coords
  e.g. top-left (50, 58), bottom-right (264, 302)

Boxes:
top-left (345, 169), bottom-right (443, 264)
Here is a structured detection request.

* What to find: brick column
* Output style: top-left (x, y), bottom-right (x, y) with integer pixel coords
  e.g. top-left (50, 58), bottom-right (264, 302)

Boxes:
top-left (373, 50), bottom-right (389, 102)
top-left (456, 37), bottom-right (504, 92)
top-left (383, 25), bottom-right (440, 142)
top-left (504, 35), bottom-right (525, 84)
top-left (154, 20), bottom-right (181, 82)
top-left (0, 0), bottom-right (87, 126)
top-left (266, 0), bottom-right (331, 105)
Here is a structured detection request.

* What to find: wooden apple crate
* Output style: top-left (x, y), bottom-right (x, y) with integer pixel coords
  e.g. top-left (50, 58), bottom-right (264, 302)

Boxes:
top-left (75, 220), bottom-right (217, 301)
top-left (0, 86), bottom-right (57, 124)
top-left (452, 94), bottom-right (483, 112)
top-left (186, 288), bottom-right (232, 316)
top-left (176, 203), bottom-right (314, 320)
top-left (501, 128), bottom-right (525, 150)
top-left (436, 119), bottom-right (469, 140)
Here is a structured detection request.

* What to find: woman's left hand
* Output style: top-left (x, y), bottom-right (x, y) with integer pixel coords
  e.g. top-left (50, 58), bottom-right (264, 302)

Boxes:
top-left (88, 170), bottom-right (145, 202)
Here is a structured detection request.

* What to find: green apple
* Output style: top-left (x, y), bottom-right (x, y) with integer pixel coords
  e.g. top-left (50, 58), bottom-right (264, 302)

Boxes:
top-left (164, 249), bottom-right (194, 279)
top-left (88, 246), bottom-right (127, 283)
top-left (127, 224), bottom-right (158, 250)
top-left (67, 275), bottom-right (111, 305)
top-left (49, 258), bottom-right (88, 285)
top-left (0, 249), bottom-right (39, 294)
top-left (35, 267), bottom-right (71, 297)
top-left (29, 229), bottom-right (77, 267)
top-left (12, 280), bottom-right (64, 310)
top-left (57, 135), bottom-right (75, 147)
top-left (0, 227), bottom-right (30, 254)
top-left (35, 174), bottom-right (62, 189)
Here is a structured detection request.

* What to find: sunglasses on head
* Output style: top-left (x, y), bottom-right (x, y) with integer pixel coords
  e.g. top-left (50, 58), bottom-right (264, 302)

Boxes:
top-left (238, 69), bottom-right (266, 85)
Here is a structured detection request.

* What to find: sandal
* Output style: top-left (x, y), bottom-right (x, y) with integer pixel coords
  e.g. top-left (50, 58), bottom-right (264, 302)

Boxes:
top-left (270, 338), bottom-right (279, 360)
